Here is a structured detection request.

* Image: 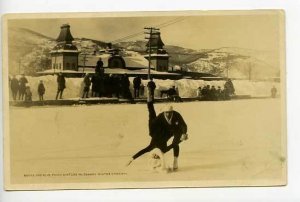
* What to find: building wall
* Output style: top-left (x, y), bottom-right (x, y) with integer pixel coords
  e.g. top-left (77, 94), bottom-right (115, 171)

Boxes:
top-left (150, 57), bottom-right (169, 72)
top-left (51, 55), bottom-right (64, 71)
top-left (63, 55), bottom-right (78, 71)
top-left (51, 53), bottom-right (78, 71)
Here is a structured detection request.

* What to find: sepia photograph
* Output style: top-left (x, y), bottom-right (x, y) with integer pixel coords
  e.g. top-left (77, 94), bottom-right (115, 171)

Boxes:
top-left (2, 10), bottom-right (286, 190)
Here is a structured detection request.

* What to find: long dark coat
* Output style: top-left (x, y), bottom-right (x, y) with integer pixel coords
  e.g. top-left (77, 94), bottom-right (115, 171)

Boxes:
top-left (38, 83), bottom-right (45, 95)
top-left (57, 74), bottom-right (66, 90)
top-left (19, 77), bottom-right (28, 93)
top-left (133, 76), bottom-right (142, 89)
top-left (10, 78), bottom-right (19, 92)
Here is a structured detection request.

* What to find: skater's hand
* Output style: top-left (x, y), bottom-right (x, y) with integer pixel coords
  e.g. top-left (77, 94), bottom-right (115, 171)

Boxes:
top-left (180, 133), bottom-right (188, 141)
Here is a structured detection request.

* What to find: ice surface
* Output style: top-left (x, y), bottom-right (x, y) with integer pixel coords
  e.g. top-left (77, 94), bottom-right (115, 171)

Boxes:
top-left (9, 99), bottom-right (285, 185)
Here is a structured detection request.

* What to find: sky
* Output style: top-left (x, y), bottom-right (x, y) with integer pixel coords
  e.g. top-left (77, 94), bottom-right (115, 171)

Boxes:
top-left (8, 11), bottom-right (283, 51)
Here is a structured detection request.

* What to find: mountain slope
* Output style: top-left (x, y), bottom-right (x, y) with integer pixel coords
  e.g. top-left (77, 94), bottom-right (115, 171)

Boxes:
top-left (8, 27), bottom-right (107, 74)
top-left (8, 27), bottom-right (280, 79)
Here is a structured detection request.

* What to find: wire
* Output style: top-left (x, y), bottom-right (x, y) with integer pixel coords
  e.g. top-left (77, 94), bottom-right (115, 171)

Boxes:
top-left (111, 16), bottom-right (188, 43)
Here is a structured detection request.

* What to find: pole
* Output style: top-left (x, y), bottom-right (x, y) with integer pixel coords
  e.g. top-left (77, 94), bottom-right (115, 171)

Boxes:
top-left (148, 28), bottom-right (152, 80)
top-left (54, 51), bottom-right (57, 74)
top-left (83, 54), bottom-right (86, 73)
top-left (144, 27), bottom-right (160, 80)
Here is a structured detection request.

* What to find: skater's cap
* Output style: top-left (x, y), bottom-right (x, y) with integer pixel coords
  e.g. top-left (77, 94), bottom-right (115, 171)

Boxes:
top-left (164, 105), bottom-right (173, 112)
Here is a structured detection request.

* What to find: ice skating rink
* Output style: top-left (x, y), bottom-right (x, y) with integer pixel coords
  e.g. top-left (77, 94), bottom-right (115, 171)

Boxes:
top-left (7, 99), bottom-right (285, 188)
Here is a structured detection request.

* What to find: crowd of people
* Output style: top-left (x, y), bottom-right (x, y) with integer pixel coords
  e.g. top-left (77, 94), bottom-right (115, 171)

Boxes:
top-left (83, 73), bottom-right (139, 99)
top-left (9, 71), bottom-right (278, 103)
top-left (196, 79), bottom-right (235, 101)
top-left (8, 74), bottom-right (235, 102)
top-left (10, 74), bottom-right (33, 102)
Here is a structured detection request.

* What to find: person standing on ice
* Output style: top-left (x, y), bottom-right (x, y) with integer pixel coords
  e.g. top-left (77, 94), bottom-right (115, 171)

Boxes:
top-left (271, 86), bottom-right (277, 98)
top-left (18, 74), bottom-right (28, 100)
top-left (55, 72), bottom-right (66, 100)
top-left (140, 83), bottom-right (145, 97)
top-left (224, 79), bottom-right (235, 100)
top-left (82, 74), bottom-right (91, 98)
top-left (10, 75), bottom-right (19, 101)
top-left (127, 98), bottom-right (188, 171)
top-left (121, 74), bottom-right (132, 99)
top-left (133, 76), bottom-right (142, 98)
top-left (147, 77), bottom-right (156, 101)
top-left (197, 87), bottom-right (202, 98)
top-left (95, 57), bottom-right (104, 74)
top-left (25, 85), bottom-right (32, 102)
top-left (37, 80), bottom-right (45, 101)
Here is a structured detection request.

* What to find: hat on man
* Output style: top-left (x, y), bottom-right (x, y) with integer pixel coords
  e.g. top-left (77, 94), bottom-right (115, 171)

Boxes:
top-left (164, 105), bottom-right (173, 112)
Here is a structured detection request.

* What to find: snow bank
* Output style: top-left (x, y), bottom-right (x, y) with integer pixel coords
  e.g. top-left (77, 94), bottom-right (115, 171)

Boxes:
top-left (10, 75), bottom-right (280, 100)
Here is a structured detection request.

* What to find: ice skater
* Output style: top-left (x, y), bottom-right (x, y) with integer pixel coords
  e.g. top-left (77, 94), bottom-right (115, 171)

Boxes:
top-left (127, 99), bottom-right (188, 171)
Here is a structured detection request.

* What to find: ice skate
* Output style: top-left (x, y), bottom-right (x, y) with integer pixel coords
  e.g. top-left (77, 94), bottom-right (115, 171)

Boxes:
top-left (125, 158), bottom-right (134, 167)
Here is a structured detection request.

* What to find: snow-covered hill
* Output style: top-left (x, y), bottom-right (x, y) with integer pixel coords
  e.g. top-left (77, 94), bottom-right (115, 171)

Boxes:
top-left (185, 47), bottom-right (280, 80)
top-left (8, 27), bottom-right (107, 75)
top-left (8, 27), bottom-right (281, 80)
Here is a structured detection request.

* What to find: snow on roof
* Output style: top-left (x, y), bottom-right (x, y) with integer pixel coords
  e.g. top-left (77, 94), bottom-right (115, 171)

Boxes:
top-left (78, 54), bottom-right (111, 67)
top-left (78, 53), bottom-right (152, 69)
top-left (144, 53), bottom-right (169, 57)
top-left (75, 68), bottom-right (180, 75)
top-left (37, 69), bottom-right (82, 74)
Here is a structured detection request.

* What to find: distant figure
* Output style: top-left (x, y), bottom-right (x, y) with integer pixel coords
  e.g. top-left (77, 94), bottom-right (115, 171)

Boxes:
top-left (110, 75), bottom-right (120, 98)
top-left (37, 80), bottom-right (45, 101)
top-left (133, 76), bottom-right (142, 98)
top-left (95, 57), bottom-right (104, 74)
top-left (202, 85), bottom-right (210, 101)
top-left (271, 86), bottom-right (277, 98)
top-left (10, 75), bottom-right (19, 101)
top-left (121, 74), bottom-right (132, 99)
top-left (160, 86), bottom-right (181, 102)
top-left (56, 72), bottom-right (66, 100)
top-left (82, 74), bottom-right (91, 98)
top-left (18, 74), bottom-right (28, 100)
top-left (175, 86), bottom-right (179, 96)
top-left (147, 78), bottom-right (156, 102)
top-left (197, 87), bottom-right (202, 98)
top-left (106, 74), bottom-right (114, 98)
top-left (216, 86), bottom-right (222, 100)
top-left (210, 86), bottom-right (217, 100)
top-left (140, 83), bottom-right (145, 97)
top-left (25, 86), bottom-right (32, 102)
top-left (224, 79), bottom-right (235, 100)
top-left (91, 73), bottom-right (98, 97)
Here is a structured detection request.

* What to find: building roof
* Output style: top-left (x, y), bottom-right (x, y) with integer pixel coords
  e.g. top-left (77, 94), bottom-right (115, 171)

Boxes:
top-left (52, 43), bottom-right (78, 52)
top-left (146, 32), bottom-right (165, 49)
top-left (78, 53), bottom-right (154, 69)
top-left (56, 24), bottom-right (74, 43)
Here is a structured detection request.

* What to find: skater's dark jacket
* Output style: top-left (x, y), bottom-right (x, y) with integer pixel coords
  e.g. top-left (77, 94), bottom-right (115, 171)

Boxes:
top-left (150, 110), bottom-right (187, 145)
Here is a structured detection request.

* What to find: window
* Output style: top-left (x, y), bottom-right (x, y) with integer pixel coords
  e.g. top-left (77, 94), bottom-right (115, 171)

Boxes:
top-left (66, 63), bottom-right (70, 69)
top-left (59, 63), bottom-right (61, 69)
top-left (72, 63), bottom-right (75, 69)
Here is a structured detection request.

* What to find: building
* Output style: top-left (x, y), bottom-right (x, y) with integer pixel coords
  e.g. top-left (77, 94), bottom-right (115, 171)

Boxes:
top-left (144, 32), bottom-right (170, 72)
top-left (50, 24), bottom-right (79, 72)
